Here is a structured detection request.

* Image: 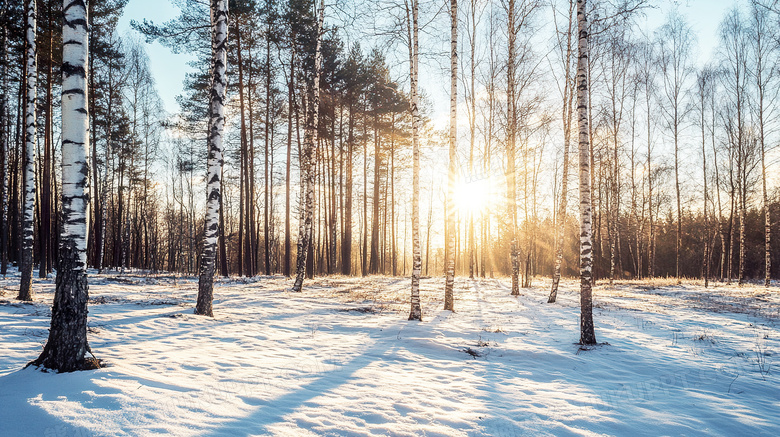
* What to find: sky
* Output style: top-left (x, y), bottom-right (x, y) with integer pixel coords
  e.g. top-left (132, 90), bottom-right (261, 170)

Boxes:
top-left (117, 0), bottom-right (739, 119)
top-left (117, 0), bottom-right (197, 115)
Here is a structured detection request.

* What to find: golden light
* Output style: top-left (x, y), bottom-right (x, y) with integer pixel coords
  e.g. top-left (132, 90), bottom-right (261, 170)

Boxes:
top-left (454, 177), bottom-right (491, 215)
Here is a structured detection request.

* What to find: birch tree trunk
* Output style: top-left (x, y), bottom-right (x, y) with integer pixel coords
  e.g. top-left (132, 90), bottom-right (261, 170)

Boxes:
top-left (195, 0), bottom-right (228, 316)
top-left (444, 0), bottom-right (457, 312)
top-left (577, 0), bottom-right (596, 345)
top-left (33, 0), bottom-right (96, 372)
top-left (407, 0), bottom-right (422, 321)
top-left (18, 0), bottom-right (37, 302)
top-left (292, 1), bottom-right (323, 292)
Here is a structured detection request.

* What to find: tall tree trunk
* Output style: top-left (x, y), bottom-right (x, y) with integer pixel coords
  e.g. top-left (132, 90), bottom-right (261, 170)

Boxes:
top-left (753, 9), bottom-right (770, 286)
top-left (467, 0), bottom-right (477, 281)
top-left (33, 0), bottom-right (95, 372)
top-left (761, 107), bottom-right (770, 287)
top-left (236, 17), bottom-right (250, 277)
top-left (248, 32), bottom-right (258, 277)
top-left (507, 0), bottom-right (520, 297)
top-left (219, 170), bottom-right (228, 276)
top-left (329, 112), bottom-right (338, 274)
top-left (700, 75), bottom-right (709, 288)
top-left (739, 177), bottom-right (746, 285)
top-left (408, 0), bottom-right (422, 321)
top-left (577, 0), bottom-right (596, 345)
top-left (390, 115), bottom-right (397, 276)
top-left (674, 112), bottom-right (681, 283)
top-left (369, 117), bottom-right (381, 274)
top-left (444, 0), bottom-right (457, 311)
top-left (40, 1), bottom-right (53, 278)
top-left (646, 70), bottom-right (654, 279)
top-left (550, 2), bottom-right (575, 303)
top-left (195, 0), bottom-right (228, 316)
top-left (18, 0), bottom-right (37, 302)
top-left (264, 23), bottom-right (272, 276)
top-left (292, 1), bottom-right (323, 292)
top-left (0, 0), bottom-right (8, 277)
top-left (342, 101), bottom-right (354, 275)
top-left (284, 42), bottom-right (295, 277)
top-left (362, 108), bottom-right (368, 277)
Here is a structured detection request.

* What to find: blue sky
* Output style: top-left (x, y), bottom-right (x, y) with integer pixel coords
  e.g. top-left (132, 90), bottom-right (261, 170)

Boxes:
top-left (117, 0), bottom-right (197, 115)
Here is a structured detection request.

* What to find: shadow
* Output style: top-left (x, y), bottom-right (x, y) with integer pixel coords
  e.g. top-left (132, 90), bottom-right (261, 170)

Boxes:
top-left (0, 367), bottom-right (119, 437)
top-left (200, 322), bottom-right (407, 436)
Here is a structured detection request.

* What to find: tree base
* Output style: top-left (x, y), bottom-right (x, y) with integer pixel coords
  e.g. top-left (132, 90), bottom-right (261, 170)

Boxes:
top-left (28, 356), bottom-right (102, 373)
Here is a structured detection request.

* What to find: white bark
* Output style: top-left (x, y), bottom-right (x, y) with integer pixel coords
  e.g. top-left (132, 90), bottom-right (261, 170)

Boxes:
top-left (292, 0), bottom-right (324, 292)
top-left (408, 0), bottom-right (422, 321)
top-left (444, 0), bottom-right (457, 312)
top-left (196, 0), bottom-right (228, 316)
top-left (577, 0), bottom-right (596, 345)
top-left (60, 0), bottom-right (91, 270)
top-left (18, 0), bottom-right (37, 301)
top-left (32, 0), bottom-right (95, 372)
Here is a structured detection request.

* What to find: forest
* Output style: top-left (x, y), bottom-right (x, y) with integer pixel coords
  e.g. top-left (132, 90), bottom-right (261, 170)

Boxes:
top-left (0, 0), bottom-right (778, 435)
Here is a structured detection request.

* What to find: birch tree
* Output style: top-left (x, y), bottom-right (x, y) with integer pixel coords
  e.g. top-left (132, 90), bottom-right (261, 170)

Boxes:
top-left (18, 0), bottom-right (36, 302)
top-left (577, 0), bottom-right (596, 345)
top-left (292, 0), bottom-right (323, 292)
top-left (407, 0), bottom-right (422, 321)
top-left (32, 0), bottom-right (97, 372)
top-left (195, 0), bottom-right (229, 316)
top-left (444, 0), bottom-right (457, 312)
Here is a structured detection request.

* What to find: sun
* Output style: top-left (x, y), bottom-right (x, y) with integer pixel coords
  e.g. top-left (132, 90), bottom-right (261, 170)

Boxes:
top-left (453, 177), bottom-right (491, 215)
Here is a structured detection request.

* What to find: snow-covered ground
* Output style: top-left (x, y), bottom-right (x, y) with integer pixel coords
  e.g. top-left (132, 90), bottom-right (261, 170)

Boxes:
top-left (0, 270), bottom-right (778, 436)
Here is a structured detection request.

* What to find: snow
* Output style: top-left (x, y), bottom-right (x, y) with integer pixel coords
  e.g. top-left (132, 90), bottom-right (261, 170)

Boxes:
top-left (1, 270), bottom-right (778, 436)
